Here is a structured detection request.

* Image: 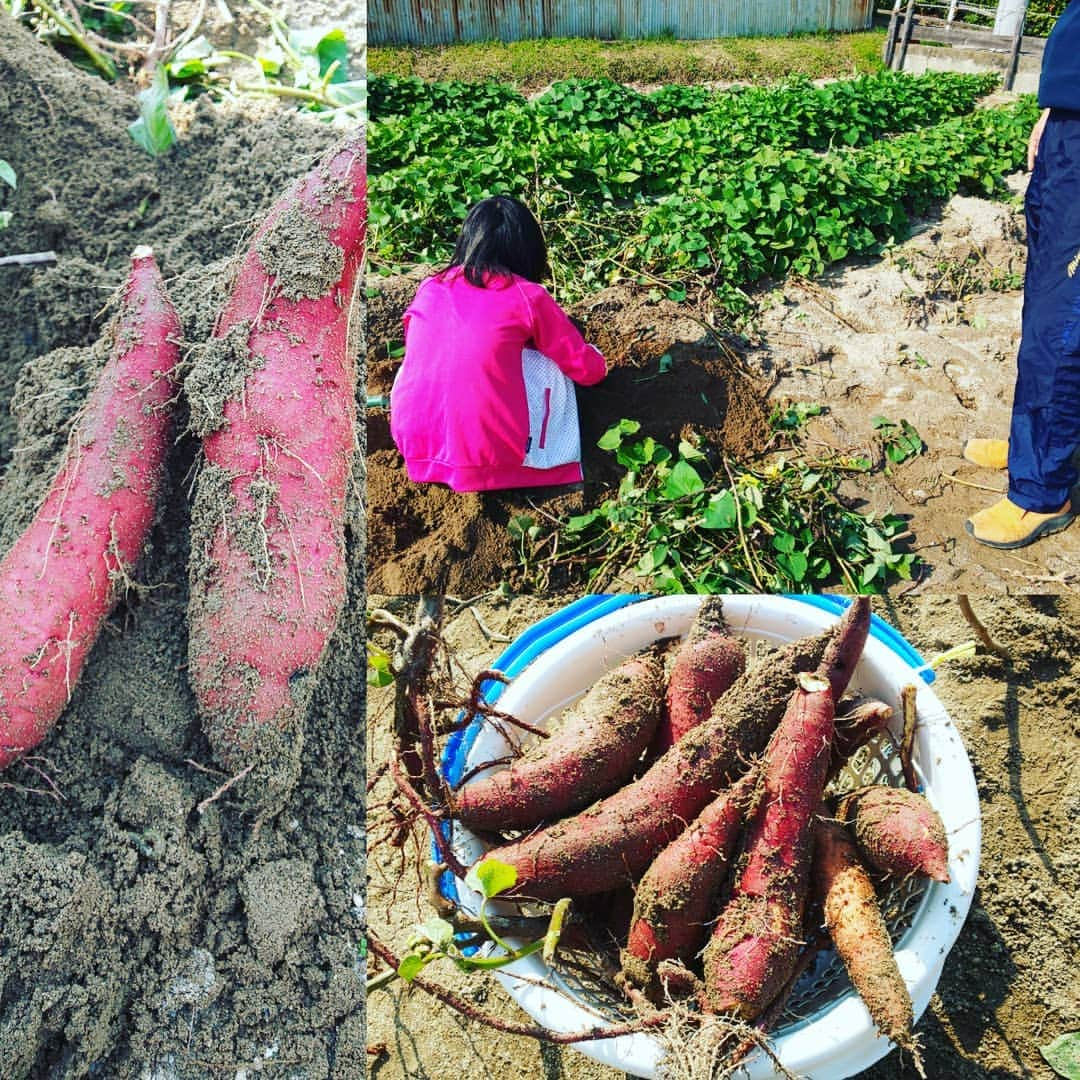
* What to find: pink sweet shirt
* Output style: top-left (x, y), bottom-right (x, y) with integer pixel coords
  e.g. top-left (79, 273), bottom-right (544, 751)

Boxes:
top-left (389, 269), bottom-right (607, 492)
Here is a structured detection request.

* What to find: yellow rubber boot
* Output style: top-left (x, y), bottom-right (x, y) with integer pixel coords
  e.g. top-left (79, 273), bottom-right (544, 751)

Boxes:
top-left (962, 438), bottom-right (1009, 470)
top-left (965, 497), bottom-right (1074, 550)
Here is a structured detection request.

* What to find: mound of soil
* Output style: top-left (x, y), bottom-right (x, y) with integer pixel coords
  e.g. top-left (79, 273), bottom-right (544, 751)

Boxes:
top-left (366, 275), bottom-right (771, 594)
top-left (0, 18), bottom-right (363, 1079)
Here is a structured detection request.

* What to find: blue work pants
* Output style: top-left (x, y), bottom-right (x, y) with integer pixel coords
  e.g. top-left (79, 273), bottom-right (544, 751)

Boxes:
top-left (1008, 109), bottom-right (1080, 512)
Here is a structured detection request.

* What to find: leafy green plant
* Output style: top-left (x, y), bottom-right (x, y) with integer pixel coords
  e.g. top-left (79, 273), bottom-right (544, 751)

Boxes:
top-left (160, 11), bottom-right (364, 116)
top-left (369, 73), bottom-right (1037, 305)
top-left (769, 400), bottom-right (824, 433)
top-left (872, 416), bottom-right (924, 467)
top-left (366, 642), bottom-right (395, 688)
top-left (514, 420), bottom-right (917, 594)
top-left (369, 859), bottom-right (570, 990)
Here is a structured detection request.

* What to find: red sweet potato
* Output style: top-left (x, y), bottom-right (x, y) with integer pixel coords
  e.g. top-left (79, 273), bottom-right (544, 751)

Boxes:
top-left (837, 785), bottom-right (950, 883)
top-left (654, 596), bottom-right (746, 754)
top-left (453, 650), bottom-right (664, 832)
top-left (481, 603), bottom-right (868, 902)
top-left (701, 670), bottom-right (836, 1019)
top-left (0, 247), bottom-right (180, 769)
top-left (186, 134), bottom-right (365, 795)
top-left (621, 772), bottom-right (755, 988)
top-left (812, 816), bottom-right (922, 1062)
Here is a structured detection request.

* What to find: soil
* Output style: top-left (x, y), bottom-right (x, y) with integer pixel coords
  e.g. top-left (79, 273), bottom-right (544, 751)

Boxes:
top-left (365, 181), bottom-right (1080, 595)
top-left (365, 592), bottom-right (1080, 1080)
top-left (0, 16), bottom-right (364, 1080)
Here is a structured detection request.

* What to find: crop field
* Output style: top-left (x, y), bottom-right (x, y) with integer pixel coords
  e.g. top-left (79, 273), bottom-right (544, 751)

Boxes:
top-left (365, 71), bottom-right (1079, 594)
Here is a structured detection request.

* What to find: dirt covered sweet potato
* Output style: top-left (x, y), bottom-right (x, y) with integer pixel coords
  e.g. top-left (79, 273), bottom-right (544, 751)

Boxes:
top-left (453, 650), bottom-right (664, 832)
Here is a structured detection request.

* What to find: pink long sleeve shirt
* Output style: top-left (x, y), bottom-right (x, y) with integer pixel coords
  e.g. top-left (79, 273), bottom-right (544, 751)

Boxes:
top-left (390, 269), bottom-right (607, 492)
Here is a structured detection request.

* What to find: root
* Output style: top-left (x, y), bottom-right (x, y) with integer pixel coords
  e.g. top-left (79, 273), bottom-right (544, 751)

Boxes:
top-left (195, 762), bottom-right (255, 813)
top-left (0, 756), bottom-right (66, 801)
top-left (957, 595), bottom-right (1010, 659)
top-left (366, 929), bottom-right (671, 1044)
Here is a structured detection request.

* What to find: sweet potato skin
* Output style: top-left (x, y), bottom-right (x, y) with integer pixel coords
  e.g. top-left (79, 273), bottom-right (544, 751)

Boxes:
top-left (622, 772), bottom-right (754, 988)
top-left (453, 651), bottom-right (664, 832)
top-left (655, 596), bottom-right (746, 754)
top-left (483, 623), bottom-right (841, 901)
top-left (701, 672), bottom-right (836, 1019)
top-left (838, 785), bottom-right (950, 883)
top-left (187, 135), bottom-right (365, 789)
top-left (0, 248), bottom-right (179, 768)
top-left (812, 817), bottom-right (918, 1053)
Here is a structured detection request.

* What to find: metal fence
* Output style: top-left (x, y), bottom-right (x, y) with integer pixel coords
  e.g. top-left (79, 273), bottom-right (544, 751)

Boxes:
top-left (370, 0), bottom-right (874, 46)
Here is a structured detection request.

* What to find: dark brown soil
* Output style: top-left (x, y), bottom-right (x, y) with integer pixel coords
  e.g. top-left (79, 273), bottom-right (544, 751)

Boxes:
top-left (0, 17), bottom-right (364, 1079)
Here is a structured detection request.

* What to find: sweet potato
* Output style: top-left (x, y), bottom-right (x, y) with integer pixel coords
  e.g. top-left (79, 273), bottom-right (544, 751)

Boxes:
top-left (452, 650), bottom-right (664, 832)
top-left (481, 603), bottom-right (868, 902)
top-left (837, 785), bottom-right (950, 883)
top-left (701, 670), bottom-right (836, 1019)
top-left (0, 247), bottom-right (180, 769)
top-left (622, 772), bottom-right (755, 989)
top-left (812, 816), bottom-right (922, 1062)
top-left (654, 596), bottom-right (745, 754)
top-left (186, 134), bottom-right (365, 799)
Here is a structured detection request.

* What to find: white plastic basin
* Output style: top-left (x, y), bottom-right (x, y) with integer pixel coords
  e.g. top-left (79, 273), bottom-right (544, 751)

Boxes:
top-left (446, 595), bottom-right (981, 1079)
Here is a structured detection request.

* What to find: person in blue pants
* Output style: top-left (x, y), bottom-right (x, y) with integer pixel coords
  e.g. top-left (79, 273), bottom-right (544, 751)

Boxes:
top-left (964, 0), bottom-right (1080, 549)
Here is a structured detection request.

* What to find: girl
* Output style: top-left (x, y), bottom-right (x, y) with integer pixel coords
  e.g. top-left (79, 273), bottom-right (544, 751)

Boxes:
top-left (389, 196), bottom-right (607, 493)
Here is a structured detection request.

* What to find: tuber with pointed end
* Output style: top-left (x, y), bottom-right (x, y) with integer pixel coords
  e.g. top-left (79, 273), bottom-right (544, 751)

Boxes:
top-left (837, 785), bottom-right (950, 883)
top-left (453, 650), bottom-right (664, 832)
top-left (654, 596), bottom-right (746, 754)
top-left (0, 247), bottom-right (180, 768)
top-left (812, 816), bottom-right (924, 1070)
top-left (701, 670), bottom-right (836, 1020)
top-left (186, 133), bottom-right (366, 805)
top-left (621, 772), bottom-right (755, 990)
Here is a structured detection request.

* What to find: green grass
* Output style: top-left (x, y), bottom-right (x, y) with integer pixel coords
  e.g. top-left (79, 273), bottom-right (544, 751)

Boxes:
top-left (369, 31), bottom-right (887, 90)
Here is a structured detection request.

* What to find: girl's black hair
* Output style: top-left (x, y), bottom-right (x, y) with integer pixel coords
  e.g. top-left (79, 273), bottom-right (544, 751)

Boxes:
top-left (445, 196), bottom-right (549, 286)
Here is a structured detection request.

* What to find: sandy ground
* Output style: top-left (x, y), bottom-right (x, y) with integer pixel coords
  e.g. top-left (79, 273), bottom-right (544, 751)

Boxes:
top-left (365, 592), bottom-right (1079, 1080)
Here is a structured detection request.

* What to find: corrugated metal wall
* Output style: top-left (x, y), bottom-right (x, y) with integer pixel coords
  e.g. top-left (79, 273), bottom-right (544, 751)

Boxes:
top-left (371, 0), bottom-right (873, 46)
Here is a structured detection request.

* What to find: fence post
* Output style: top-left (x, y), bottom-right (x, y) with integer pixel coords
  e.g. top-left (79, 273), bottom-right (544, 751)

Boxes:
top-left (1004, 0), bottom-right (1031, 90)
top-left (894, 0), bottom-right (917, 72)
top-left (884, 0), bottom-right (903, 66)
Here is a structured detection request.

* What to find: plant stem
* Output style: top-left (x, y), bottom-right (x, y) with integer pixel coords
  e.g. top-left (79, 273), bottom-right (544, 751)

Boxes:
top-left (30, 0), bottom-right (116, 79)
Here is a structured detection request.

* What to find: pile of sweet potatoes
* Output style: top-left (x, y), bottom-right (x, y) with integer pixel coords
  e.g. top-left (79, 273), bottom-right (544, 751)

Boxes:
top-left (452, 597), bottom-right (949, 1067)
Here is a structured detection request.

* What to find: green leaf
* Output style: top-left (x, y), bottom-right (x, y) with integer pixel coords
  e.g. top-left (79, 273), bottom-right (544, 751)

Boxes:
top-left (315, 28), bottom-right (350, 82)
top-left (0, 160), bottom-right (16, 189)
top-left (416, 917), bottom-right (455, 949)
top-left (663, 459), bottom-right (704, 500)
top-left (773, 531), bottom-right (796, 554)
top-left (777, 550), bottom-right (808, 582)
top-left (465, 858), bottom-right (518, 899)
top-left (128, 66), bottom-right (176, 157)
top-left (598, 418), bottom-right (639, 450)
top-left (0, 210), bottom-right (11, 230)
top-left (701, 490), bottom-right (737, 530)
top-left (1041, 1032), bottom-right (1080, 1080)
top-left (397, 953), bottom-right (426, 982)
